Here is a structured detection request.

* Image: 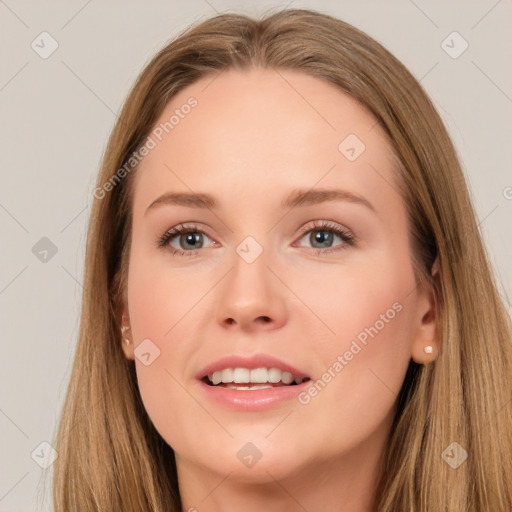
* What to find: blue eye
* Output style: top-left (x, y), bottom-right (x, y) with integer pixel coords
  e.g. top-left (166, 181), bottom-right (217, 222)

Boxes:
top-left (157, 223), bottom-right (213, 257)
top-left (157, 220), bottom-right (356, 257)
top-left (295, 220), bottom-right (355, 253)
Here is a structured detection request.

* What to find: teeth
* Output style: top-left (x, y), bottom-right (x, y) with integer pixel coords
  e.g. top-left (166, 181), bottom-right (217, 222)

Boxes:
top-left (267, 368), bottom-right (281, 383)
top-left (281, 372), bottom-right (294, 385)
top-left (250, 367), bottom-right (268, 383)
top-left (211, 372), bottom-right (222, 385)
top-left (207, 367), bottom-right (306, 386)
top-left (220, 368), bottom-right (233, 383)
top-left (233, 368), bottom-right (250, 383)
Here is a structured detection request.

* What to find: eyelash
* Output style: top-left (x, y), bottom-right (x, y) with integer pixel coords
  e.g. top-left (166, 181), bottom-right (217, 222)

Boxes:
top-left (156, 220), bottom-right (356, 257)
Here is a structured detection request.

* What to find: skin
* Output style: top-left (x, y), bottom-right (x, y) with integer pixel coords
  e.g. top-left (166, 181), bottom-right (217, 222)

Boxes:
top-left (119, 67), bottom-right (438, 512)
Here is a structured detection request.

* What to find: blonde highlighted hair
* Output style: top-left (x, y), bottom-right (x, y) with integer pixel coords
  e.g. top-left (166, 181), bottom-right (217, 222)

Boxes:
top-left (51, 8), bottom-right (512, 511)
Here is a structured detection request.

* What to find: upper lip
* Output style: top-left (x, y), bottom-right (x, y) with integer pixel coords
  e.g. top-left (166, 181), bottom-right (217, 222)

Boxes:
top-left (196, 353), bottom-right (310, 381)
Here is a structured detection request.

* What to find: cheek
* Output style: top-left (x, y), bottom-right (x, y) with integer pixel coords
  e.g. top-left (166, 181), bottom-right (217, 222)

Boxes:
top-left (304, 311), bottom-right (412, 459)
top-left (126, 249), bottom-right (219, 448)
top-left (294, 251), bottom-right (415, 356)
top-left (126, 241), bottom-right (220, 345)
top-left (294, 259), bottom-right (417, 444)
top-left (127, 249), bottom-right (189, 336)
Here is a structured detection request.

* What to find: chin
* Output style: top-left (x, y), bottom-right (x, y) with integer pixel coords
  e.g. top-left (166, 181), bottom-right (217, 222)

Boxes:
top-left (184, 434), bottom-right (310, 483)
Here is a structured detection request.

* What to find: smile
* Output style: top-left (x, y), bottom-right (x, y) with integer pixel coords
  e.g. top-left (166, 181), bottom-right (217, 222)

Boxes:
top-left (203, 367), bottom-right (311, 389)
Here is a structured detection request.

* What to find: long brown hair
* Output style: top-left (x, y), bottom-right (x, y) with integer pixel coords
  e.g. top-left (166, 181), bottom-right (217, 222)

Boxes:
top-left (51, 8), bottom-right (512, 511)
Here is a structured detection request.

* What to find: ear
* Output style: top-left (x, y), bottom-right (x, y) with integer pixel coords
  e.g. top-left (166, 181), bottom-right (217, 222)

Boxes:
top-left (118, 300), bottom-right (135, 361)
top-left (411, 257), bottom-right (440, 365)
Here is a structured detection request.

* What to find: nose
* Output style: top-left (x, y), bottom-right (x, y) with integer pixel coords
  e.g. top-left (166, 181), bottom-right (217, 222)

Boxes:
top-left (215, 248), bottom-right (288, 332)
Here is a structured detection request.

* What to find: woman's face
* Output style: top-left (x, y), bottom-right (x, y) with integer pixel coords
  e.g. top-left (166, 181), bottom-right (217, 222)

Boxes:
top-left (120, 68), bottom-right (436, 485)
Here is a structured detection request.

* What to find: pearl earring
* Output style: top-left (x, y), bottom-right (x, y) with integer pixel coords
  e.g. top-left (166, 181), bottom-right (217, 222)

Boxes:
top-left (121, 325), bottom-right (131, 344)
top-left (424, 345), bottom-right (433, 354)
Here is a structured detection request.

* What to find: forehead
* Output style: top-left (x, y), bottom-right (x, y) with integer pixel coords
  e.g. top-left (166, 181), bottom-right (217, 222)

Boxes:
top-left (132, 67), bottom-right (397, 214)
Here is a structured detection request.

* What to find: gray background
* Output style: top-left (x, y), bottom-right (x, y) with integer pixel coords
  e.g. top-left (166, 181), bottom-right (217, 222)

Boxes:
top-left (1, 1), bottom-right (511, 510)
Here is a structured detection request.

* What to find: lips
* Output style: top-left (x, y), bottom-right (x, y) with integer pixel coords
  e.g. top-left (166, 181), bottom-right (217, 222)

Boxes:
top-left (195, 354), bottom-right (312, 410)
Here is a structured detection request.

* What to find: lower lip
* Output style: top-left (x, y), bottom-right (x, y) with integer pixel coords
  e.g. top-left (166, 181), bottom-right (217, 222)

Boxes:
top-left (197, 379), bottom-right (311, 411)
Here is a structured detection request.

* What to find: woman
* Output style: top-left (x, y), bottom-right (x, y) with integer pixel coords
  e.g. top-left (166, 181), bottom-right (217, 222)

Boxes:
top-left (52, 8), bottom-right (512, 511)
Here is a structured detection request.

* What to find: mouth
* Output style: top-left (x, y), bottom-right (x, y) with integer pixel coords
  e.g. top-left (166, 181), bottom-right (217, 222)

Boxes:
top-left (200, 367), bottom-right (311, 390)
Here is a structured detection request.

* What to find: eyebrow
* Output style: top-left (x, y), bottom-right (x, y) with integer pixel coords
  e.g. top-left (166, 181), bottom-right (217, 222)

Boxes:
top-left (145, 188), bottom-right (375, 215)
